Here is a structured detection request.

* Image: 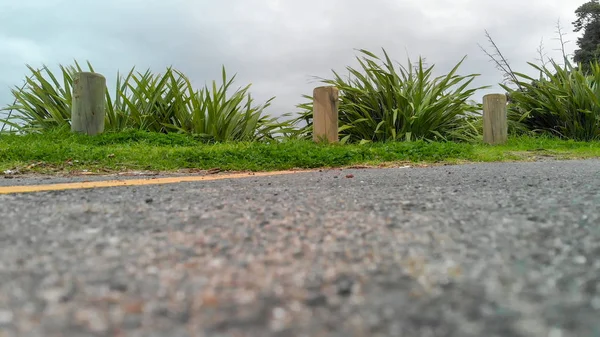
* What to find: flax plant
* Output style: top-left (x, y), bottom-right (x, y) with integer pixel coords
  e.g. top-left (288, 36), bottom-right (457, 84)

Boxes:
top-left (289, 48), bottom-right (487, 143)
top-left (502, 60), bottom-right (600, 141)
top-left (0, 61), bottom-right (89, 132)
top-left (1, 62), bottom-right (289, 142)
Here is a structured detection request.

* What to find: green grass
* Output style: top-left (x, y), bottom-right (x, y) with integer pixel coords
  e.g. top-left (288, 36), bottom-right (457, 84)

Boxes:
top-left (471, 135), bottom-right (600, 162)
top-left (1, 130), bottom-right (599, 175)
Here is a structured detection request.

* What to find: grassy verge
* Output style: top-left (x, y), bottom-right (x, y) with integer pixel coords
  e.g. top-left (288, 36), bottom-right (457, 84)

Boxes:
top-left (1, 130), bottom-right (599, 175)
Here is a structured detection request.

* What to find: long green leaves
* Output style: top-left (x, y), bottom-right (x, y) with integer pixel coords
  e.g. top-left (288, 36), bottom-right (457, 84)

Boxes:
top-left (290, 48), bottom-right (487, 143)
top-left (0, 61), bottom-right (90, 133)
top-left (1, 62), bottom-right (289, 142)
top-left (503, 60), bottom-right (600, 141)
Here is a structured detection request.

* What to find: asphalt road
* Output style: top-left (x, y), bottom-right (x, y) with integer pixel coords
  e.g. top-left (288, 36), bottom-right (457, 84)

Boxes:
top-left (1, 159), bottom-right (600, 337)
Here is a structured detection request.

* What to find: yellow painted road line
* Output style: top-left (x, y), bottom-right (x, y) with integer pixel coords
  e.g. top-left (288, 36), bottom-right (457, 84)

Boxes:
top-left (0, 170), bottom-right (311, 195)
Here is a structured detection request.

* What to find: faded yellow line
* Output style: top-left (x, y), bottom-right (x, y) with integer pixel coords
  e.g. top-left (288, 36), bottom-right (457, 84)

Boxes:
top-left (0, 170), bottom-right (310, 195)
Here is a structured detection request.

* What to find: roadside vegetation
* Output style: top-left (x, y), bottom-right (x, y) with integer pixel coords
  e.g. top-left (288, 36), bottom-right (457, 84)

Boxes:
top-left (289, 50), bottom-right (486, 144)
top-left (1, 129), bottom-right (600, 175)
top-left (2, 1), bottom-right (600, 175)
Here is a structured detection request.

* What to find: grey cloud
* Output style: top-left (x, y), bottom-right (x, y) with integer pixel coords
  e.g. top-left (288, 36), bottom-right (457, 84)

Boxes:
top-left (0, 0), bottom-right (581, 121)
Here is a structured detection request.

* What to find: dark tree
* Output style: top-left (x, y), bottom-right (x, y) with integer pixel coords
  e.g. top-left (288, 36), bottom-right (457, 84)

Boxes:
top-left (573, 0), bottom-right (600, 71)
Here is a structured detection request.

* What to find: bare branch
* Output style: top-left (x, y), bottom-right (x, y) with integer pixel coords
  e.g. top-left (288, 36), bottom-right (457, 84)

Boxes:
top-left (552, 19), bottom-right (572, 68)
top-left (536, 38), bottom-right (548, 67)
top-left (478, 30), bottom-right (523, 90)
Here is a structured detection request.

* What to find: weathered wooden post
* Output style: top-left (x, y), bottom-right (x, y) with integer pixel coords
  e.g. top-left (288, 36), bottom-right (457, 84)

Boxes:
top-left (313, 86), bottom-right (339, 143)
top-left (483, 93), bottom-right (508, 145)
top-left (71, 72), bottom-right (106, 135)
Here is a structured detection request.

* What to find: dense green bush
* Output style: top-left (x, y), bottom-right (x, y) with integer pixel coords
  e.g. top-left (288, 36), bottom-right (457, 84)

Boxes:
top-left (7, 44), bottom-right (600, 145)
top-left (503, 60), bottom-right (600, 141)
top-left (288, 48), bottom-right (487, 144)
top-left (0, 61), bottom-right (292, 142)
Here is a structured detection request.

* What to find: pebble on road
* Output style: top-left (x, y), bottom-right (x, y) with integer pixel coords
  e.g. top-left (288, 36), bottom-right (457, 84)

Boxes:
top-left (1, 159), bottom-right (600, 337)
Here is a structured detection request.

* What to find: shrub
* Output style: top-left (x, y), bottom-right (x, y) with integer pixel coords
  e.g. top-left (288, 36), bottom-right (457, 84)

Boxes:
top-left (0, 61), bottom-right (291, 142)
top-left (289, 48), bottom-right (487, 144)
top-left (481, 27), bottom-right (600, 141)
top-left (502, 60), bottom-right (600, 141)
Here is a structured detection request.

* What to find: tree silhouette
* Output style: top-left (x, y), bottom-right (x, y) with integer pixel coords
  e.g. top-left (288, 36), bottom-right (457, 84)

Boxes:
top-left (573, 0), bottom-right (600, 72)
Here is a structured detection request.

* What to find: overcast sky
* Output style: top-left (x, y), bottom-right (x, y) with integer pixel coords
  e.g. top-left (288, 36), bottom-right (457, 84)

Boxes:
top-left (0, 0), bottom-right (584, 121)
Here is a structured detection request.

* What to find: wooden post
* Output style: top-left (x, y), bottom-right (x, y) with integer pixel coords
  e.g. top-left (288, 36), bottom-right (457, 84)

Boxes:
top-left (483, 93), bottom-right (508, 145)
top-left (313, 86), bottom-right (339, 143)
top-left (71, 72), bottom-right (106, 135)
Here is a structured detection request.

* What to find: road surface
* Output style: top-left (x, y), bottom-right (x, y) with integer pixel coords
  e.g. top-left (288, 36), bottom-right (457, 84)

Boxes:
top-left (1, 160), bottom-right (599, 337)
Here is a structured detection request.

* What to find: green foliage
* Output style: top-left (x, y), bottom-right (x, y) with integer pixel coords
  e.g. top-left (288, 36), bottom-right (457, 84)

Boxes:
top-left (289, 49), bottom-right (487, 144)
top-left (502, 60), bottom-right (600, 141)
top-left (573, 0), bottom-right (600, 72)
top-left (0, 62), bottom-right (83, 133)
top-left (573, 0), bottom-right (600, 32)
top-left (481, 24), bottom-right (600, 141)
top-left (0, 61), bottom-right (291, 142)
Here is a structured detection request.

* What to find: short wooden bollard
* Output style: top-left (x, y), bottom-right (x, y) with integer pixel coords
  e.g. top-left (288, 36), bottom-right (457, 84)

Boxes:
top-left (313, 86), bottom-right (339, 143)
top-left (483, 93), bottom-right (508, 145)
top-left (71, 72), bottom-right (106, 136)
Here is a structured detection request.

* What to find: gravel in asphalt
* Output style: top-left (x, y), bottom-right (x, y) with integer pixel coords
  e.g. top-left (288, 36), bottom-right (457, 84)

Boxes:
top-left (1, 160), bottom-right (600, 337)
